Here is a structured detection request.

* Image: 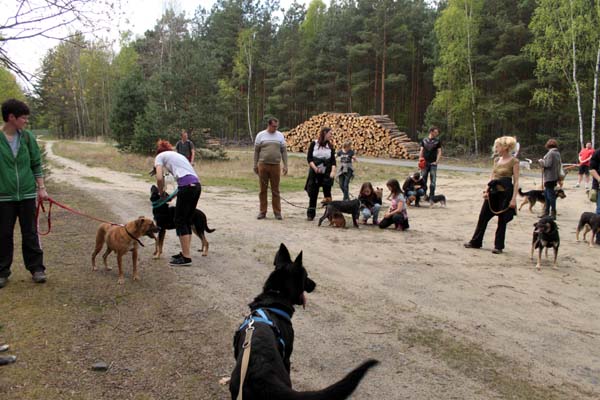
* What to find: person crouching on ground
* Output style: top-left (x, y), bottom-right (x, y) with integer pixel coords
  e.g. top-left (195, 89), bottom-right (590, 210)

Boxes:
top-left (154, 140), bottom-right (201, 266)
top-left (464, 136), bottom-right (519, 254)
top-left (305, 127), bottom-right (337, 221)
top-left (403, 171), bottom-right (426, 207)
top-left (358, 182), bottom-right (382, 225)
top-left (0, 99), bottom-right (48, 288)
top-left (379, 179), bottom-right (409, 231)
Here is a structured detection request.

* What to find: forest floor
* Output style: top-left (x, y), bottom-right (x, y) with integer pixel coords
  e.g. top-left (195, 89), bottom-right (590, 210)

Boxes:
top-left (1, 141), bottom-right (600, 399)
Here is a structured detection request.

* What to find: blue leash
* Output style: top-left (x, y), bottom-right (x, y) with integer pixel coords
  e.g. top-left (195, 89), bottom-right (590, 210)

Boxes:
top-left (151, 189), bottom-right (179, 209)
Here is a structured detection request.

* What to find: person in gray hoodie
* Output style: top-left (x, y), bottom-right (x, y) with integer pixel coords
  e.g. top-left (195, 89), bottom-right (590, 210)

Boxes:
top-left (538, 139), bottom-right (563, 219)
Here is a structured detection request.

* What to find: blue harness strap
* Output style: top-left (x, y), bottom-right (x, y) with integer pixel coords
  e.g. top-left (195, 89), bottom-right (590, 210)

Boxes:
top-left (238, 308), bottom-right (291, 358)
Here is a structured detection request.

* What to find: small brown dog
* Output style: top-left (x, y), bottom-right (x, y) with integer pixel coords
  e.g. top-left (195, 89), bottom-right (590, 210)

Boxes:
top-left (91, 217), bottom-right (159, 284)
top-left (330, 212), bottom-right (346, 228)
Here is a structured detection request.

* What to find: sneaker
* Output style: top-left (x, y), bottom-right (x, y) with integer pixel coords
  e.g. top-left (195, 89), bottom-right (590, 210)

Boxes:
top-left (257, 213), bottom-right (266, 220)
top-left (492, 248), bottom-right (503, 254)
top-left (574, 183), bottom-right (580, 188)
top-left (170, 252), bottom-right (183, 260)
top-left (464, 242), bottom-right (481, 249)
top-left (32, 271), bottom-right (47, 283)
top-left (169, 256), bottom-right (192, 266)
top-left (274, 213), bottom-right (283, 220)
top-left (0, 277), bottom-right (7, 288)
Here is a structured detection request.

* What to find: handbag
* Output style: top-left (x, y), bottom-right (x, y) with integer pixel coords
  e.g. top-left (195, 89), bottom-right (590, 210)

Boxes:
top-left (589, 188), bottom-right (598, 203)
top-left (418, 158), bottom-right (426, 170)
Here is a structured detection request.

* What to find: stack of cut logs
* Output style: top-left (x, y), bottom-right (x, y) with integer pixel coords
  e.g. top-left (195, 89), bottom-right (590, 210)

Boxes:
top-left (284, 113), bottom-right (420, 159)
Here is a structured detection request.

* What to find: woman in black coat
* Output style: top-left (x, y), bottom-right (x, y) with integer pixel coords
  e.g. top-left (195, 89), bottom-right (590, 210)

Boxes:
top-left (305, 127), bottom-right (337, 220)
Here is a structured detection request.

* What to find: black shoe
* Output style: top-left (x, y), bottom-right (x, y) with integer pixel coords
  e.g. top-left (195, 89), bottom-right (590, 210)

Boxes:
top-left (257, 213), bottom-right (266, 220)
top-left (307, 216), bottom-right (315, 221)
top-left (170, 252), bottom-right (183, 260)
top-left (274, 213), bottom-right (283, 220)
top-left (169, 256), bottom-right (192, 266)
top-left (492, 248), bottom-right (503, 254)
top-left (0, 277), bottom-right (7, 288)
top-left (464, 242), bottom-right (481, 249)
top-left (32, 271), bottom-right (47, 283)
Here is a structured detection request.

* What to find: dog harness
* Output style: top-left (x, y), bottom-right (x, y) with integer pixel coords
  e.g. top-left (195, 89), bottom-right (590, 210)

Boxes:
top-left (235, 307), bottom-right (291, 400)
top-left (238, 307), bottom-right (290, 358)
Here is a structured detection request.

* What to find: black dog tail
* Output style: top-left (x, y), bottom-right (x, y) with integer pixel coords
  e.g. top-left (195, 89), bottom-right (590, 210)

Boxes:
top-left (518, 188), bottom-right (525, 196)
top-left (281, 359), bottom-right (378, 400)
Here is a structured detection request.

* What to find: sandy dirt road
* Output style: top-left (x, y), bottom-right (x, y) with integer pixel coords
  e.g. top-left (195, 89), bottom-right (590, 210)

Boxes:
top-left (45, 141), bottom-right (600, 399)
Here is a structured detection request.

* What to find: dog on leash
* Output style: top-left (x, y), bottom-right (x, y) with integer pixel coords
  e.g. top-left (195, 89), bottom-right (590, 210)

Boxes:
top-left (150, 185), bottom-right (215, 258)
top-left (426, 194), bottom-right (446, 207)
top-left (576, 211), bottom-right (600, 247)
top-left (518, 188), bottom-right (566, 212)
top-left (91, 217), bottom-right (159, 284)
top-left (531, 216), bottom-right (560, 270)
top-left (318, 199), bottom-right (361, 228)
top-left (229, 244), bottom-right (378, 399)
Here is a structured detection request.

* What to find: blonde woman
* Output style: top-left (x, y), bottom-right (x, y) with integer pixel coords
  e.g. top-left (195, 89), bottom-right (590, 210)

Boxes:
top-left (464, 136), bottom-right (520, 254)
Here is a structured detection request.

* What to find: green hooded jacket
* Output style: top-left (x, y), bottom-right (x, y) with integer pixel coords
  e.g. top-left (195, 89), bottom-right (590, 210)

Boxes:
top-left (0, 129), bottom-right (44, 202)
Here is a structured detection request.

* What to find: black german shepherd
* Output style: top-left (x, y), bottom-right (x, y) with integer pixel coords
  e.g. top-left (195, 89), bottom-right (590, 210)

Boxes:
top-left (230, 244), bottom-right (378, 400)
top-left (318, 199), bottom-right (361, 228)
top-left (531, 216), bottom-right (560, 270)
top-left (149, 185), bottom-right (215, 258)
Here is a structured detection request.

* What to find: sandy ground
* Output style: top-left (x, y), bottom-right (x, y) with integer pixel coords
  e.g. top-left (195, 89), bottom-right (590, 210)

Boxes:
top-left (44, 142), bottom-right (600, 399)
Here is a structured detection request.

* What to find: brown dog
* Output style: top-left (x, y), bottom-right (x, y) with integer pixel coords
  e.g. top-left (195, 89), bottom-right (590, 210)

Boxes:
top-left (330, 212), bottom-right (346, 228)
top-left (91, 217), bottom-right (159, 284)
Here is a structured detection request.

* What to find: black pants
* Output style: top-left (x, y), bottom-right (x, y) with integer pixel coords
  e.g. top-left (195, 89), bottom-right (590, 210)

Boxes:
top-left (175, 184), bottom-right (201, 236)
top-left (306, 174), bottom-right (333, 219)
top-left (0, 199), bottom-right (45, 278)
top-left (378, 213), bottom-right (408, 230)
top-left (468, 197), bottom-right (514, 250)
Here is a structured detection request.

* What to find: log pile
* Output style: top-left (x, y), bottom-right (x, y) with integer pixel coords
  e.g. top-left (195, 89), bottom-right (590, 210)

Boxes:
top-left (284, 113), bottom-right (420, 159)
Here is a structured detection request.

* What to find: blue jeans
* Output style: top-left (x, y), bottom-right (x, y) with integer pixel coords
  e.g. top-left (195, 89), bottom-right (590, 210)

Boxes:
top-left (361, 204), bottom-right (381, 223)
top-left (422, 163), bottom-right (437, 197)
top-left (544, 181), bottom-right (557, 215)
top-left (406, 189), bottom-right (425, 205)
top-left (338, 173), bottom-right (352, 201)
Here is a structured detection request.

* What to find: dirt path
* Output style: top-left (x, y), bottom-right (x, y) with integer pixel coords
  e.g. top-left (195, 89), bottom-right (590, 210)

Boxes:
top-left (45, 141), bottom-right (600, 399)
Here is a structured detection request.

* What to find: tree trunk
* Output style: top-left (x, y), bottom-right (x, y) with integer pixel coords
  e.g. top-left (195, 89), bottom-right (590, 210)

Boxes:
top-left (246, 42), bottom-right (253, 142)
top-left (591, 39), bottom-right (600, 148)
top-left (380, 13), bottom-right (386, 116)
top-left (569, 0), bottom-right (584, 148)
top-left (465, 0), bottom-right (478, 155)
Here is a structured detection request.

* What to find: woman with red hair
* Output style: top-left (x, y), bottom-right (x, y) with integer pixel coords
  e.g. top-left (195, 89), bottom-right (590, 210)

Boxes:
top-left (154, 139), bottom-right (201, 266)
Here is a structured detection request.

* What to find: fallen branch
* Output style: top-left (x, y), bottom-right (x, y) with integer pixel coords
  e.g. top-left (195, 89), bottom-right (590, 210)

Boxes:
top-left (540, 296), bottom-right (570, 310)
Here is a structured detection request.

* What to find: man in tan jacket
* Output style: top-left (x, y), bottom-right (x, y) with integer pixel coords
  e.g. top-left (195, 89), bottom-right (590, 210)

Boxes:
top-left (253, 118), bottom-right (288, 220)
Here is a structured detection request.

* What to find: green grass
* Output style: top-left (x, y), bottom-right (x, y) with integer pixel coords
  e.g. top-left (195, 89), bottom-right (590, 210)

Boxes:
top-left (51, 141), bottom-right (426, 192)
top-left (82, 176), bottom-right (110, 184)
top-left (402, 325), bottom-right (590, 400)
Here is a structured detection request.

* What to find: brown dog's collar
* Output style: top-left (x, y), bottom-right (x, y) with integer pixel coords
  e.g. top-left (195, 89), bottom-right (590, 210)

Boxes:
top-left (124, 227), bottom-right (145, 247)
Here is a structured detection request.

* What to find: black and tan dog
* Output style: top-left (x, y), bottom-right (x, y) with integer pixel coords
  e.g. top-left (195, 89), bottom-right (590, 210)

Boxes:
top-left (518, 188), bottom-right (566, 212)
top-left (531, 216), bottom-right (560, 270)
top-left (318, 198), bottom-right (361, 228)
top-left (91, 217), bottom-right (159, 284)
top-left (230, 244), bottom-right (378, 399)
top-left (150, 185), bottom-right (215, 258)
top-left (576, 211), bottom-right (600, 247)
top-left (426, 194), bottom-right (446, 207)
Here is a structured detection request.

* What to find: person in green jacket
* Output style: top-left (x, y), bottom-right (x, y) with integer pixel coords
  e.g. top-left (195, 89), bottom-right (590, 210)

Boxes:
top-left (0, 99), bottom-right (48, 288)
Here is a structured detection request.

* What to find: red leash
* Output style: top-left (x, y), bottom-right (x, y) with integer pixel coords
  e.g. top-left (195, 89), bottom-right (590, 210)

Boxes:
top-left (36, 197), bottom-right (122, 236)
